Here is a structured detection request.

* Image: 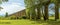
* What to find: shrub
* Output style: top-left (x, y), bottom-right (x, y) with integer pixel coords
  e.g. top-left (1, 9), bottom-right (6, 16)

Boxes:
top-left (21, 15), bottom-right (27, 19)
top-left (9, 15), bottom-right (17, 20)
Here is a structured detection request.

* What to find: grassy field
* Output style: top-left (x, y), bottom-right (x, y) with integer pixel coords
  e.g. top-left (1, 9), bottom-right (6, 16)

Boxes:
top-left (0, 17), bottom-right (60, 25)
top-left (0, 19), bottom-right (60, 25)
top-left (0, 19), bottom-right (39, 25)
top-left (0, 13), bottom-right (60, 25)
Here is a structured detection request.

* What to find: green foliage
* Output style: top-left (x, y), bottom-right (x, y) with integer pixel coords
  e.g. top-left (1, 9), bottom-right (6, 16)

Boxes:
top-left (9, 15), bottom-right (17, 20)
top-left (0, 0), bottom-right (8, 4)
top-left (24, 0), bottom-right (36, 20)
top-left (24, 0), bottom-right (60, 20)
top-left (0, 0), bottom-right (2, 4)
top-left (4, 15), bottom-right (27, 20)
top-left (2, 0), bottom-right (8, 2)
top-left (21, 16), bottom-right (27, 19)
top-left (5, 12), bottom-right (8, 17)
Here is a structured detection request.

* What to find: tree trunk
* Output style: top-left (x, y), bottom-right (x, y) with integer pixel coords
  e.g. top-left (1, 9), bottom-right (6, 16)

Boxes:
top-left (44, 5), bottom-right (49, 20)
top-left (26, 8), bottom-right (30, 19)
top-left (55, 4), bottom-right (59, 20)
top-left (36, 7), bottom-right (41, 20)
top-left (43, 0), bottom-right (50, 20)
top-left (30, 7), bottom-right (36, 20)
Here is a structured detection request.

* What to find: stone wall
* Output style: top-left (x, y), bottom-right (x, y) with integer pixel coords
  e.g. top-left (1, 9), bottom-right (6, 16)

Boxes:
top-left (9, 9), bottom-right (26, 17)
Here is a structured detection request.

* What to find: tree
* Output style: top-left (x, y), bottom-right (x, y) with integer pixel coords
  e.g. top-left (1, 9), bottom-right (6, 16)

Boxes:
top-left (0, 0), bottom-right (8, 4)
top-left (55, 0), bottom-right (59, 20)
top-left (24, 0), bottom-right (52, 20)
top-left (40, 0), bottom-right (50, 20)
top-left (36, 6), bottom-right (41, 19)
top-left (0, 7), bottom-right (3, 11)
top-left (50, 0), bottom-right (60, 20)
top-left (5, 12), bottom-right (8, 17)
top-left (0, 0), bottom-right (8, 10)
top-left (24, 0), bottom-right (60, 21)
top-left (0, 0), bottom-right (8, 17)
top-left (35, 0), bottom-right (42, 20)
top-left (24, 0), bottom-right (36, 20)
top-left (44, 5), bottom-right (49, 20)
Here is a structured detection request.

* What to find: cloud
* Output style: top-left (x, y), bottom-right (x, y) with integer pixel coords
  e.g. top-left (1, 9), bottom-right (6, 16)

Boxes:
top-left (0, 2), bottom-right (25, 15)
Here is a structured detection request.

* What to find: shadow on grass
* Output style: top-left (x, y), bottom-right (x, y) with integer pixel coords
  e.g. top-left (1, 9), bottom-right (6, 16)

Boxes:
top-left (47, 19), bottom-right (60, 25)
top-left (31, 19), bottom-right (60, 25)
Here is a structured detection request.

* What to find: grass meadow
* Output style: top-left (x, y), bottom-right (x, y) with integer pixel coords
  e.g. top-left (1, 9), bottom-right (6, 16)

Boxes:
top-left (0, 16), bottom-right (60, 25)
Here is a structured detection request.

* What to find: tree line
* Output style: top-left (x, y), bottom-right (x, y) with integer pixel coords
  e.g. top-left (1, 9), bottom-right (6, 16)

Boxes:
top-left (24, 0), bottom-right (60, 21)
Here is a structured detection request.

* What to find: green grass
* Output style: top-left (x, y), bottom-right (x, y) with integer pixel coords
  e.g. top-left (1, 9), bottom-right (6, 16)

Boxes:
top-left (0, 19), bottom-right (39, 25)
top-left (0, 16), bottom-right (60, 25)
top-left (0, 19), bottom-right (60, 25)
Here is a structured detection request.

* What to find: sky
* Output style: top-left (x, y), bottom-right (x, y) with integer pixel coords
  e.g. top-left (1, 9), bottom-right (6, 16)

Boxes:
top-left (0, 0), bottom-right (25, 16)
